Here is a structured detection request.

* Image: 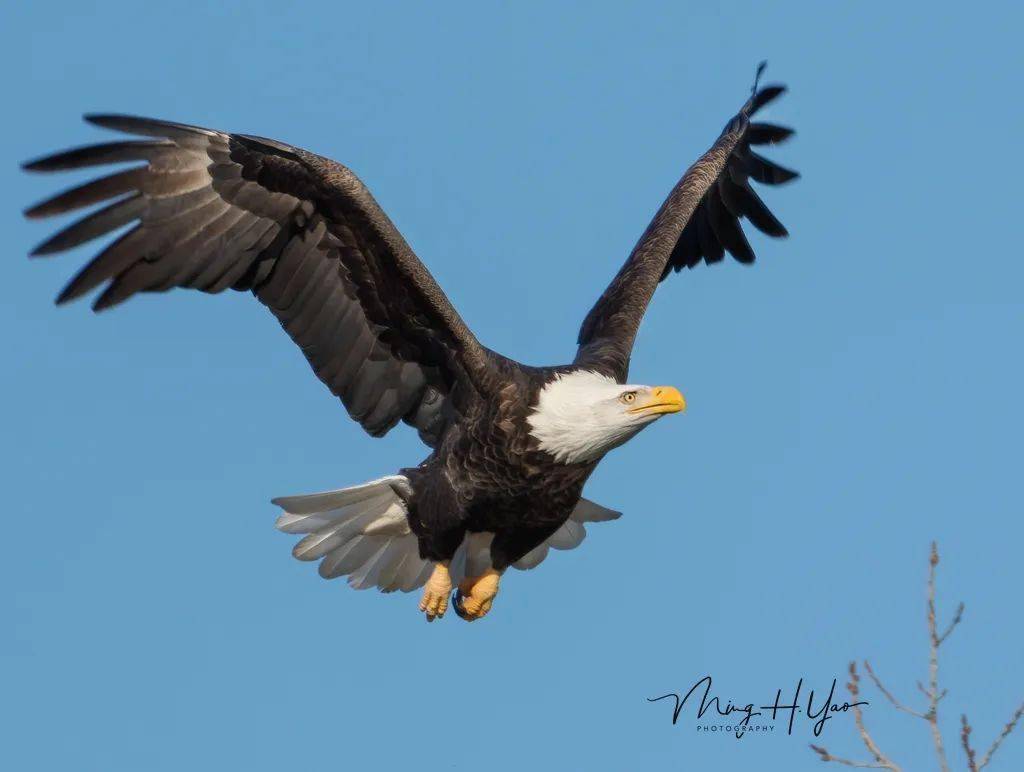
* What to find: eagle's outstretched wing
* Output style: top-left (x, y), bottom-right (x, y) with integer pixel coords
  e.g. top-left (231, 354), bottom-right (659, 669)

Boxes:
top-left (24, 116), bottom-right (491, 444)
top-left (575, 78), bottom-right (797, 380)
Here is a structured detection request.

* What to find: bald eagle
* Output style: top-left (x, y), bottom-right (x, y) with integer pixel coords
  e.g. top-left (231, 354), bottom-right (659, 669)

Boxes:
top-left (23, 70), bottom-right (797, 622)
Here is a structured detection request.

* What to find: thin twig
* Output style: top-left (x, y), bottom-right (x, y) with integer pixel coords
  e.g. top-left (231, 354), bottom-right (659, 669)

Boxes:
top-left (926, 542), bottom-right (951, 772)
top-left (917, 680), bottom-right (931, 700)
top-left (809, 744), bottom-right (892, 769)
top-left (979, 700), bottom-right (1024, 769)
top-left (863, 660), bottom-right (926, 719)
top-left (810, 663), bottom-right (901, 771)
top-left (938, 602), bottom-right (964, 646)
top-left (852, 662), bottom-right (902, 771)
top-left (962, 714), bottom-right (979, 772)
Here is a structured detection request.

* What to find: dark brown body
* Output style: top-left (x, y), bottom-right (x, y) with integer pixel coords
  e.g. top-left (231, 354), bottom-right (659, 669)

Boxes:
top-left (403, 361), bottom-right (597, 570)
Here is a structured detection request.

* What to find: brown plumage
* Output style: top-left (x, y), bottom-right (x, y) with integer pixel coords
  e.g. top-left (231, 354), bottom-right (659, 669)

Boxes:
top-left (23, 68), bottom-right (798, 618)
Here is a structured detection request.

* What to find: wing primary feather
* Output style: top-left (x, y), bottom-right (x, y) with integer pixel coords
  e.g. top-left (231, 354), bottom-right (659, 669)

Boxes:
top-left (695, 207), bottom-right (724, 264)
top-left (745, 85), bottom-right (787, 116)
top-left (747, 123), bottom-right (795, 146)
top-left (716, 176), bottom-right (744, 219)
top-left (24, 167), bottom-right (147, 219)
top-left (706, 189), bottom-right (755, 264)
top-left (30, 194), bottom-right (144, 256)
top-left (734, 182), bottom-right (789, 237)
top-left (91, 204), bottom-right (245, 309)
top-left (743, 150), bottom-right (800, 185)
top-left (22, 141), bottom-right (172, 172)
top-left (55, 226), bottom-right (146, 304)
top-left (84, 114), bottom-right (221, 140)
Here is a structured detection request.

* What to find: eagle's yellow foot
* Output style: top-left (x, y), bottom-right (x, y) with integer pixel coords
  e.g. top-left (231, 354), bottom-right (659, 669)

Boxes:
top-left (419, 562), bottom-right (452, 622)
top-left (453, 569), bottom-right (501, 622)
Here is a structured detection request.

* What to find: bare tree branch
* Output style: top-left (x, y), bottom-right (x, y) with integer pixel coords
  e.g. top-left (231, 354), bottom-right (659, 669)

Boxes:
top-left (809, 662), bottom-right (901, 771)
top-left (863, 660), bottom-right (926, 719)
top-left (811, 543), bottom-right (1022, 771)
top-left (917, 680), bottom-right (931, 700)
top-left (962, 714), bottom-right (979, 772)
top-left (810, 743), bottom-right (894, 769)
top-left (979, 700), bottom-right (1024, 770)
top-left (926, 542), bottom-right (952, 772)
top-left (938, 602), bottom-right (964, 646)
top-left (849, 662), bottom-right (903, 771)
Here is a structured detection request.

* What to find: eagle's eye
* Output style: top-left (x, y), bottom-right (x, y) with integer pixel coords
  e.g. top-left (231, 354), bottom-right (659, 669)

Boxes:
top-left (619, 391), bottom-right (637, 405)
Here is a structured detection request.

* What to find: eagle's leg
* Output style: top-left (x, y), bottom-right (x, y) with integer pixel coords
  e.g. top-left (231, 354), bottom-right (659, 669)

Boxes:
top-left (453, 568), bottom-right (502, 622)
top-left (419, 561), bottom-right (452, 622)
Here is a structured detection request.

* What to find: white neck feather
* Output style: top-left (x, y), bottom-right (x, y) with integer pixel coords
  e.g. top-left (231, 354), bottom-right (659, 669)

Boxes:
top-left (527, 370), bottom-right (646, 464)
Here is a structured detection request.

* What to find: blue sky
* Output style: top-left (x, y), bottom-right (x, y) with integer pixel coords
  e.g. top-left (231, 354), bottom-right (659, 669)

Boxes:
top-left (3, 2), bottom-right (1023, 769)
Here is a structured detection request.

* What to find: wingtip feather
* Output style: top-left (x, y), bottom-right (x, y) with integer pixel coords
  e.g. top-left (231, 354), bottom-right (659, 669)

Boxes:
top-left (91, 285), bottom-right (125, 312)
top-left (21, 157), bottom-right (49, 173)
top-left (29, 238), bottom-right (61, 257)
top-left (83, 113), bottom-right (125, 128)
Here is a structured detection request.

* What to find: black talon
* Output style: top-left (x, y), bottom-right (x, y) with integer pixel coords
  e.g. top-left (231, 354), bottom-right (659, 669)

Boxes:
top-left (452, 589), bottom-right (470, 620)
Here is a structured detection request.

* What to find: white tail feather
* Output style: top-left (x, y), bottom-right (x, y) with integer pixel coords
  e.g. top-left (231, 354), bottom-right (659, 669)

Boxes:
top-left (570, 498), bottom-right (622, 523)
top-left (274, 476), bottom-right (621, 592)
top-left (271, 475), bottom-right (411, 515)
top-left (362, 502), bottom-right (411, 536)
top-left (513, 542), bottom-right (549, 570)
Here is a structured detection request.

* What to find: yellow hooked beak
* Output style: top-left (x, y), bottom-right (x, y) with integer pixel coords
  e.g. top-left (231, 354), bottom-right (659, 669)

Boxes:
top-left (629, 386), bottom-right (686, 416)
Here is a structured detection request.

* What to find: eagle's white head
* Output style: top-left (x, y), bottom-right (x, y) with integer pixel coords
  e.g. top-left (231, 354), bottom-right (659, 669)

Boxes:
top-left (526, 370), bottom-right (686, 464)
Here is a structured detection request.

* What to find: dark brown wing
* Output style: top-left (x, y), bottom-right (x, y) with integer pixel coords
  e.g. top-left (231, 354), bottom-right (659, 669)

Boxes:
top-left (23, 115), bottom-right (492, 444)
top-left (575, 82), bottom-right (797, 380)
